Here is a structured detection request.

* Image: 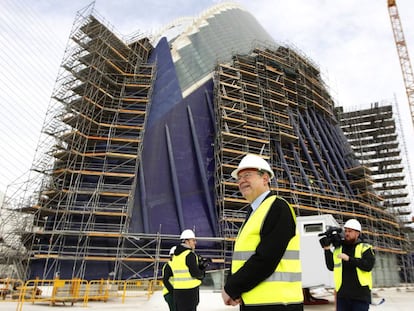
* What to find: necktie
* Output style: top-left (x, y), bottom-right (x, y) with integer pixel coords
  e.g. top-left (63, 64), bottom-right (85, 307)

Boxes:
top-left (245, 206), bottom-right (253, 220)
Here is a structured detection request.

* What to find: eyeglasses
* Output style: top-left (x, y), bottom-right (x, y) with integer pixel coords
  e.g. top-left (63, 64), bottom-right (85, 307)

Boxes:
top-left (236, 171), bottom-right (260, 182)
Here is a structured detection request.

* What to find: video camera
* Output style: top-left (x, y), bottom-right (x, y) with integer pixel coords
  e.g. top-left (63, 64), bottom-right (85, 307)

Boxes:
top-left (198, 256), bottom-right (212, 270)
top-left (318, 226), bottom-right (343, 248)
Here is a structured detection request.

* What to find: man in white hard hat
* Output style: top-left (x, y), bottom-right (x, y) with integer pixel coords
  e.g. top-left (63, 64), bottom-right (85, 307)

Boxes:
top-left (162, 246), bottom-right (177, 311)
top-left (321, 218), bottom-right (375, 311)
top-left (221, 153), bottom-right (304, 310)
top-left (170, 229), bottom-right (206, 311)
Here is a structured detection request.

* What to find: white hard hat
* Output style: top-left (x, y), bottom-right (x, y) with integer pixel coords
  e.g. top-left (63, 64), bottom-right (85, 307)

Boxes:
top-left (344, 219), bottom-right (361, 232)
top-left (180, 229), bottom-right (196, 240)
top-left (231, 154), bottom-right (274, 179)
top-left (169, 246), bottom-right (176, 255)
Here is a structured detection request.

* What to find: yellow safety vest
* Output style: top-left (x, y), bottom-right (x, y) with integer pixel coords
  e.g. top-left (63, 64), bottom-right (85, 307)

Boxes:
top-left (333, 243), bottom-right (373, 291)
top-left (170, 249), bottom-right (202, 289)
top-left (162, 262), bottom-right (172, 295)
top-left (231, 195), bottom-right (303, 305)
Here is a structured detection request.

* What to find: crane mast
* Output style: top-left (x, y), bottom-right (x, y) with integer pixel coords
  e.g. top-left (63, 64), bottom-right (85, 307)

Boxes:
top-left (387, 0), bottom-right (414, 128)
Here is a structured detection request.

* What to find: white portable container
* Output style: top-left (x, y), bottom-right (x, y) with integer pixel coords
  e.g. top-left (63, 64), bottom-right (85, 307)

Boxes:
top-left (297, 214), bottom-right (339, 288)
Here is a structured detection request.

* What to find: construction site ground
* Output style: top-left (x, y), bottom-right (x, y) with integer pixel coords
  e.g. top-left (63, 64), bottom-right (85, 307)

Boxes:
top-left (1, 286), bottom-right (413, 311)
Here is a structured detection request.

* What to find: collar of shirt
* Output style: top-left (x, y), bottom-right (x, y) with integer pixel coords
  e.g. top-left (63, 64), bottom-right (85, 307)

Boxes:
top-left (251, 190), bottom-right (270, 212)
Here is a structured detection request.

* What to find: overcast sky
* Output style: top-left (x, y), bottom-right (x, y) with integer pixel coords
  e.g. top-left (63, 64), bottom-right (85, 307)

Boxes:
top-left (1, 0), bottom-right (414, 215)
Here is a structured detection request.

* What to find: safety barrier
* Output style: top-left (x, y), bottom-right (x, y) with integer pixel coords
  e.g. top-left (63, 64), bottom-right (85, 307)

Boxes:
top-left (85, 279), bottom-right (114, 303)
top-left (120, 279), bottom-right (163, 302)
top-left (10, 278), bottom-right (163, 310)
top-left (14, 278), bottom-right (88, 310)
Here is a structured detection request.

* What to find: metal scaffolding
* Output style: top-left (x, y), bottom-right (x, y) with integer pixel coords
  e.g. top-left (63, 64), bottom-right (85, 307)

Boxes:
top-left (18, 6), bottom-right (156, 280)
top-left (0, 4), bottom-right (412, 286)
top-left (337, 103), bottom-right (413, 283)
top-left (213, 46), bottom-right (412, 284)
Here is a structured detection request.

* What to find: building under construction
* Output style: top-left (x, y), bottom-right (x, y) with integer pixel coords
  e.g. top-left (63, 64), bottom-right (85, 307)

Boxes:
top-left (0, 2), bottom-right (413, 285)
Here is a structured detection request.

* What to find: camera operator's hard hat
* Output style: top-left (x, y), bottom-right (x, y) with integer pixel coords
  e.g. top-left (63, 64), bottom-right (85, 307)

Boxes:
top-left (344, 219), bottom-right (361, 232)
top-left (180, 229), bottom-right (196, 240)
top-left (231, 154), bottom-right (274, 179)
top-left (169, 246), bottom-right (176, 255)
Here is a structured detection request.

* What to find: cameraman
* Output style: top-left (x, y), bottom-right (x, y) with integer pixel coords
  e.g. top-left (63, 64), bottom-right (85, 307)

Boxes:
top-left (170, 229), bottom-right (206, 311)
top-left (320, 219), bottom-right (375, 311)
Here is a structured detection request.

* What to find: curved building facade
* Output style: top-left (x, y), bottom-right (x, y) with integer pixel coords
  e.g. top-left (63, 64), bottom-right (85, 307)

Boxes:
top-left (165, 3), bottom-right (277, 96)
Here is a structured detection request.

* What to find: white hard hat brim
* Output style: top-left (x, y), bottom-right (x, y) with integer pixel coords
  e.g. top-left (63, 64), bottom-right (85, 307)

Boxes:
top-left (231, 154), bottom-right (274, 179)
top-left (231, 166), bottom-right (274, 179)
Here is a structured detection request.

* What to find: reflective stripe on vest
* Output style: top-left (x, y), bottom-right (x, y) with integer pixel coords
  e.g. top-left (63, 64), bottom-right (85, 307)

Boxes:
top-left (333, 243), bottom-right (373, 291)
top-left (170, 249), bottom-right (202, 289)
top-left (231, 195), bottom-right (303, 305)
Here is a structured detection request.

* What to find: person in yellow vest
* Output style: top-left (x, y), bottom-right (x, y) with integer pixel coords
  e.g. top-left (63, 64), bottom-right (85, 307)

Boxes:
top-left (170, 229), bottom-right (206, 311)
top-left (221, 153), bottom-right (304, 310)
top-left (321, 219), bottom-right (375, 311)
top-left (163, 246), bottom-right (177, 311)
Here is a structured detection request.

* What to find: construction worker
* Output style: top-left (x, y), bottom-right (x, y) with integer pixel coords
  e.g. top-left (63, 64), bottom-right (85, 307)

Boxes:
top-left (163, 246), bottom-right (176, 311)
top-left (170, 229), bottom-right (206, 311)
top-left (320, 219), bottom-right (375, 311)
top-left (221, 153), bottom-right (304, 310)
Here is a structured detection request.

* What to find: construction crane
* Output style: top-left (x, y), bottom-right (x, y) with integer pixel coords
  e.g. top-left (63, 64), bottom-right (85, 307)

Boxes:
top-left (387, 0), bottom-right (414, 128)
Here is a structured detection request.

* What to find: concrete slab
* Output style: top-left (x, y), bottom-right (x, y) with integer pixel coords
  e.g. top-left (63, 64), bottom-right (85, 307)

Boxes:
top-left (0, 287), bottom-right (412, 311)
top-left (303, 287), bottom-right (414, 311)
